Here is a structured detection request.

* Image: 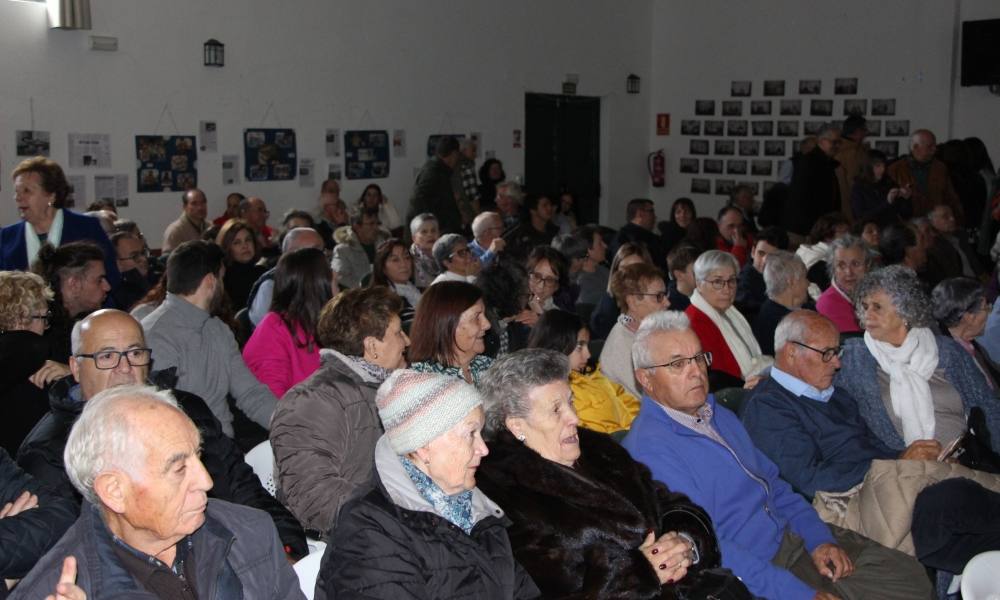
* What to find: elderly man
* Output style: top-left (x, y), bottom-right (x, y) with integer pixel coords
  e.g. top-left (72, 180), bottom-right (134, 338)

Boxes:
top-left (16, 309), bottom-right (307, 559)
top-left (611, 198), bottom-right (667, 271)
top-left (784, 124), bottom-right (842, 240)
top-left (469, 211), bottom-right (505, 268)
top-left (735, 226), bottom-right (788, 321)
top-left (815, 235), bottom-right (872, 334)
top-left (248, 227), bottom-right (327, 325)
top-left (10, 385), bottom-right (304, 599)
top-left (161, 189), bottom-right (208, 253)
top-left (240, 196), bottom-right (275, 250)
top-left (315, 192), bottom-right (349, 251)
top-left (141, 241), bottom-right (277, 440)
top-left (887, 130), bottom-right (962, 219)
top-left (212, 192), bottom-right (244, 228)
top-left (622, 310), bottom-right (932, 600)
top-left (495, 181), bottom-right (523, 230)
top-left (407, 136), bottom-right (463, 234)
top-left (751, 251), bottom-right (810, 355)
top-left (110, 232), bottom-right (155, 311)
top-left (331, 209), bottom-right (384, 289)
top-left (925, 204), bottom-right (983, 285)
top-left (715, 206), bottom-right (753, 267)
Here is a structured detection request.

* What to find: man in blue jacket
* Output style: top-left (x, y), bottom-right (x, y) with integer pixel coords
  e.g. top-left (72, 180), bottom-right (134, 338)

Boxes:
top-left (622, 310), bottom-right (931, 600)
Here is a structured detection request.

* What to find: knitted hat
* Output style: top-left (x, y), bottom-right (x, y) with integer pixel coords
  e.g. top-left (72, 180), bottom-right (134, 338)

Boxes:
top-left (376, 369), bottom-right (482, 455)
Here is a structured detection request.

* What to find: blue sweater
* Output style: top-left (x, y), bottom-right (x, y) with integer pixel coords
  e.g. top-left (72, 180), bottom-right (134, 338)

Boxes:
top-left (742, 376), bottom-right (897, 499)
top-left (623, 395), bottom-right (834, 600)
top-left (834, 335), bottom-right (1000, 454)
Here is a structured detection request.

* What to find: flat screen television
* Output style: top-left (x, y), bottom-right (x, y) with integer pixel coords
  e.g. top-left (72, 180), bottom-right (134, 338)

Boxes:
top-left (961, 18), bottom-right (1000, 86)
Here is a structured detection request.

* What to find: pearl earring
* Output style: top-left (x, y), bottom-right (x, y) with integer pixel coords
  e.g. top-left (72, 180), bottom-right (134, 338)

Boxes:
top-left (517, 433), bottom-right (526, 442)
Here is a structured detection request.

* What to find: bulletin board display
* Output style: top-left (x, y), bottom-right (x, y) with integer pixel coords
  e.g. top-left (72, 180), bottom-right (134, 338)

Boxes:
top-left (244, 128), bottom-right (297, 181)
top-left (345, 130), bottom-right (390, 179)
top-left (135, 135), bottom-right (198, 192)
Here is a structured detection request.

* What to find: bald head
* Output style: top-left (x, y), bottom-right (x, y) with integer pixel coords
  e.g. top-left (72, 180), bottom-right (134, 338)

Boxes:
top-left (241, 197), bottom-right (269, 229)
top-left (282, 227), bottom-right (324, 254)
top-left (774, 310), bottom-right (842, 391)
top-left (910, 129), bottom-right (937, 163)
top-left (71, 309), bottom-right (150, 401)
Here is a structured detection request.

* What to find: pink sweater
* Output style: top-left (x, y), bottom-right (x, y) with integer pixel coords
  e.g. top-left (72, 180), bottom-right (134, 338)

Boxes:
top-left (815, 284), bottom-right (861, 333)
top-left (242, 312), bottom-right (321, 399)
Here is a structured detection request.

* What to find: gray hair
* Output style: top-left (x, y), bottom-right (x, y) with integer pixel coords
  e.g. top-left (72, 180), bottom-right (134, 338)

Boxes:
top-left (763, 251), bottom-right (806, 298)
top-left (496, 181), bottom-right (523, 203)
top-left (551, 234), bottom-right (588, 261)
top-left (693, 250), bottom-right (739, 284)
top-left (71, 318), bottom-right (84, 355)
top-left (64, 385), bottom-right (182, 505)
top-left (409, 213), bottom-right (438, 237)
top-left (471, 211), bottom-right (501, 238)
top-left (480, 348), bottom-right (569, 439)
top-left (432, 233), bottom-right (466, 270)
top-left (854, 265), bottom-right (933, 329)
top-left (632, 310), bottom-right (692, 369)
top-left (826, 234), bottom-right (876, 280)
top-left (281, 227), bottom-right (321, 253)
top-left (931, 277), bottom-right (985, 329)
top-left (773, 310), bottom-right (833, 353)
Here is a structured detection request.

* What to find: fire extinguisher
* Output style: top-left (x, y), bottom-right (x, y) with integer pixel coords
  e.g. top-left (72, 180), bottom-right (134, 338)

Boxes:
top-left (648, 150), bottom-right (665, 187)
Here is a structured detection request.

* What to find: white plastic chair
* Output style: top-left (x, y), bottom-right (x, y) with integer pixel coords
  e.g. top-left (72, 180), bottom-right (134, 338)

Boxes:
top-left (293, 549), bottom-right (325, 600)
top-left (961, 550), bottom-right (1000, 600)
top-left (244, 440), bottom-right (276, 497)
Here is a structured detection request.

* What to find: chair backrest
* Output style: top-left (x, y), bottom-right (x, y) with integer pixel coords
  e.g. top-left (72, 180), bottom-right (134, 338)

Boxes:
top-left (962, 550), bottom-right (1000, 599)
top-left (293, 550), bottom-right (325, 600)
top-left (244, 440), bottom-right (276, 497)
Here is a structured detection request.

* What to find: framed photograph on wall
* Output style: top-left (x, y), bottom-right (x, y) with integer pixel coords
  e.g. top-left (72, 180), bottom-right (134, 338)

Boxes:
top-left (681, 120), bottom-right (701, 135)
top-left (764, 140), bottom-right (786, 156)
top-left (763, 80), bottom-right (786, 96)
top-left (727, 120), bottom-right (748, 136)
top-left (752, 121), bottom-right (774, 136)
top-left (722, 101), bottom-right (743, 116)
top-left (690, 139), bottom-right (710, 155)
top-left (810, 99), bottom-right (833, 116)
top-left (779, 100), bottom-right (802, 116)
top-left (691, 178), bottom-right (711, 194)
top-left (843, 99), bottom-right (867, 116)
top-left (703, 159), bottom-right (724, 174)
top-left (866, 120), bottom-right (882, 136)
top-left (731, 81), bottom-right (752, 97)
top-left (885, 120), bottom-right (910, 136)
top-left (803, 121), bottom-right (826, 135)
top-left (727, 160), bottom-right (748, 175)
top-left (679, 158), bottom-right (700, 173)
top-left (751, 160), bottom-right (773, 176)
top-left (737, 181), bottom-right (761, 195)
top-left (739, 140), bottom-right (760, 156)
top-left (799, 79), bottom-right (822, 94)
top-left (704, 120), bottom-right (725, 136)
top-left (750, 100), bottom-right (772, 115)
top-left (715, 179), bottom-right (736, 195)
top-left (695, 100), bottom-right (716, 115)
top-left (777, 121), bottom-right (799, 137)
top-left (875, 140), bottom-right (899, 158)
top-left (871, 99), bottom-right (896, 116)
top-left (714, 140), bottom-right (735, 155)
top-left (834, 77), bottom-right (859, 95)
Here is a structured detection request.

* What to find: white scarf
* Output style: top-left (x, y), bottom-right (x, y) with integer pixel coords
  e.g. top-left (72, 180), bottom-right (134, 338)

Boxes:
top-left (690, 289), bottom-right (772, 378)
top-left (24, 208), bottom-right (64, 266)
top-left (392, 281), bottom-right (423, 308)
top-left (863, 327), bottom-right (939, 444)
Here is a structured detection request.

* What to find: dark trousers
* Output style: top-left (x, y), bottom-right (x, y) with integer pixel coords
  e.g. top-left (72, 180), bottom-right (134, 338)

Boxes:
top-left (912, 477), bottom-right (1000, 574)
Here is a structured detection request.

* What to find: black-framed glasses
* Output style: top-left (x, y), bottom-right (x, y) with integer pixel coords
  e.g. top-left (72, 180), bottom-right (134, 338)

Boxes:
top-left (792, 341), bottom-right (843, 362)
top-left (633, 291), bottom-right (667, 303)
top-left (75, 348), bottom-right (152, 370)
top-left (449, 247), bottom-right (471, 259)
top-left (117, 250), bottom-right (150, 263)
top-left (705, 277), bottom-right (738, 290)
top-left (646, 351), bottom-right (712, 373)
top-left (31, 311), bottom-right (52, 329)
top-left (529, 271), bottom-right (559, 287)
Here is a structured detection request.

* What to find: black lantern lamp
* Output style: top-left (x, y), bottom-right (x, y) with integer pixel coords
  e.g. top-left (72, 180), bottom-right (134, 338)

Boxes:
top-left (626, 73), bottom-right (640, 95)
top-left (204, 39), bottom-right (224, 67)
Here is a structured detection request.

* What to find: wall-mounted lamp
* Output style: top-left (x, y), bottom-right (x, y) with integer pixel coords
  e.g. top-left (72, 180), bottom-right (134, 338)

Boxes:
top-left (204, 39), bottom-right (224, 67)
top-left (626, 73), bottom-right (640, 95)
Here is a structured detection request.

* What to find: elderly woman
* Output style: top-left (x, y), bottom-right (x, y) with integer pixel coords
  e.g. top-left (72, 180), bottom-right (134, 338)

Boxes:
top-left (685, 250), bottom-right (772, 386)
top-left (589, 242), bottom-right (653, 339)
top-left (933, 277), bottom-right (1000, 390)
top-left (215, 218), bottom-right (266, 310)
top-left (371, 238), bottom-right (421, 321)
top-left (600, 262), bottom-right (669, 398)
top-left (836, 265), bottom-right (1000, 454)
top-left (409, 281), bottom-right (493, 385)
top-left (270, 286), bottom-right (409, 535)
top-left (409, 213), bottom-right (441, 288)
top-left (816, 234), bottom-right (875, 334)
top-left (476, 349), bottom-right (744, 599)
top-left (430, 233), bottom-right (478, 285)
top-left (528, 309), bottom-right (639, 434)
top-left (751, 251), bottom-right (810, 355)
top-left (319, 370), bottom-right (540, 599)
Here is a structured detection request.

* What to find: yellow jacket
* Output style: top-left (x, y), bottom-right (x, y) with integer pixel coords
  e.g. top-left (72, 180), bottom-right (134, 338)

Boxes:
top-left (569, 366), bottom-right (641, 434)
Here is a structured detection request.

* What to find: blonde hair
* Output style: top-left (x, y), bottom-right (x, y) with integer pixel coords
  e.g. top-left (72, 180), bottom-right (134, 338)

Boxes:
top-left (0, 271), bottom-right (53, 331)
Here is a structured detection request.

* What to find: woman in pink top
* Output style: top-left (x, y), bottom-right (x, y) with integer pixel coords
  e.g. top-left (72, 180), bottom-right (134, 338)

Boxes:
top-left (816, 235), bottom-right (873, 334)
top-left (243, 247), bottom-right (335, 397)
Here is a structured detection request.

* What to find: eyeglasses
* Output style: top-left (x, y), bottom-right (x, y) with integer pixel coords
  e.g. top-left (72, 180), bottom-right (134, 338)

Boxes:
top-left (117, 250), bottom-right (149, 263)
top-left (633, 291), bottom-right (667, 303)
top-left (646, 351), bottom-right (712, 373)
top-left (705, 277), bottom-right (738, 290)
top-left (529, 272), bottom-right (559, 287)
top-left (75, 348), bottom-right (152, 370)
top-left (449, 247), bottom-right (471, 259)
top-left (792, 341), bottom-right (843, 362)
top-left (30, 311), bottom-right (51, 329)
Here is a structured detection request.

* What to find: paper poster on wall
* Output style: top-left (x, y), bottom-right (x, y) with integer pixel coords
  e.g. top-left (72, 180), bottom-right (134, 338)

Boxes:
top-left (66, 175), bottom-right (86, 208)
top-left (94, 174), bottom-right (129, 207)
top-left (513, 130), bottom-right (522, 148)
top-left (299, 158), bottom-right (315, 187)
top-left (136, 135), bottom-right (198, 193)
top-left (327, 162), bottom-right (342, 181)
top-left (393, 130), bottom-right (406, 158)
top-left (425, 134), bottom-right (465, 159)
top-left (345, 130), bottom-right (389, 179)
top-left (222, 154), bottom-right (240, 185)
top-left (244, 128), bottom-right (297, 181)
top-left (16, 130), bottom-right (50, 156)
top-left (68, 133), bottom-right (111, 168)
top-left (199, 121), bottom-right (218, 153)
top-left (470, 132), bottom-right (481, 157)
top-left (325, 129), bottom-right (341, 157)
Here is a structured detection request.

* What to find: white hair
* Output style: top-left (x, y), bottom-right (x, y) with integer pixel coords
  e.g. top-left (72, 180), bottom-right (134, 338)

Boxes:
top-left (281, 227), bottom-right (321, 253)
top-left (631, 310), bottom-right (691, 370)
top-left (65, 385), bottom-right (181, 505)
top-left (409, 213), bottom-right (438, 236)
top-left (763, 251), bottom-right (806, 298)
top-left (773, 311), bottom-right (812, 354)
top-left (71, 318), bottom-right (84, 355)
top-left (693, 250), bottom-right (739, 284)
top-left (472, 212), bottom-right (501, 238)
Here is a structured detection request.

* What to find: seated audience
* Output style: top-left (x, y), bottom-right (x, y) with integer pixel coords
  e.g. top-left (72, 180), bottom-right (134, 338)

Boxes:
top-left (816, 234), bottom-right (873, 334)
top-left (752, 251), bottom-right (810, 355)
top-left (430, 233), bottom-right (478, 285)
top-left (271, 286), bottom-right (407, 536)
top-left (141, 241), bottom-right (277, 439)
top-left (525, 245), bottom-right (574, 315)
top-left (715, 206), bottom-right (753, 267)
top-left (503, 193), bottom-right (559, 262)
top-left (887, 129), bottom-right (962, 219)
top-left (476, 348), bottom-right (746, 599)
top-left (571, 224), bottom-right (610, 307)
top-left (853, 217), bottom-right (882, 250)
top-left (795, 212), bottom-right (850, 294)
top-left (495, 180), bottom-right (524, 230)
top-left (469, 211), bottom-right (506, 268)
top-left (239, 196), bottom-right (276, 251)
top-left (851, 149), bottom-right (912, 227)
top-left (836, 265), bottom-right (1000, 453)
top-left (477, 259), bottom-right (533, 358)
top-left (409, 281), bottom-right (493, 385)
top-left (318, 370), bottom-right (539, 599)
top-left (879, 223), bottom-right (928, 276)
top-left (356, 182), bottom-right (401, 234)
top-left (553, 190), bottom-right (578, 235)
top-left (589, 242), bottom-right (652, 339)
top-left (212, 191), bottom-right (244, 228)
top-left (683, 216), bottom-right (721, 254)
top-left (600, 262), bottom-right (669, 398)
top-left (248, 226), bottom-right (326, 326)
top-left (925, 203), bottom-right (983, 286)
top-left (315, 190), bottom-right (349, 250)
top-left (16, 309), bottom-right (307, 558)
top-left (611, 198), bottom-right (667, 270)
top-left (657, 196), bottom-right (696, 252)
top-left (728, 184), bottom-right (759, 233)
top-left (370, 238), bottom-right (421, 321)
top-left (477, 158), bottom-right (505, 211)
top-left (110, 231), bottom-right (155, 311)
top-left (2, 157), bottom-right (118, 287)
top-left (11, 385), bottom-right (302, 599)
top-left (551, 233), bottom-right (588, 294)
top-left (409, 213), bottom-right (441, 288)
top-left (735, 226), bottom-right (788, 321)
top-left (685, 250), bottom-right (772, 386)
top-left (666, 244), bottom-right (699, 312)
top-left (243, 248), bottom-right (333, 398)
top-left (932, 277), bottom-right (1000, 389)
top-left (528, 310), bottom-right (639, 433)
top-left (623, 311), bottom-right (932, 599)
top-left (0, 448), bottom-right (76, 598)
top-left (162, 189), bottom-right (209, 253)
top-left (332, 208), bottom-right (384, 288)
top-left (278, 209), bottom-right (316, 247)
top-left (216, 218), bottom-right (266, 311)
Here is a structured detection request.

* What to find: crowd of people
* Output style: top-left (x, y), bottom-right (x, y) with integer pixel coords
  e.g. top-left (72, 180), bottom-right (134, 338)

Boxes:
top-left (1, 122), bottom-right (1000, 599)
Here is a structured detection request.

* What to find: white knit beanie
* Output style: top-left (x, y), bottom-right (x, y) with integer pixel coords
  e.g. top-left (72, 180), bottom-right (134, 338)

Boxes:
top-left (376, 369), bottom-right (482, 454)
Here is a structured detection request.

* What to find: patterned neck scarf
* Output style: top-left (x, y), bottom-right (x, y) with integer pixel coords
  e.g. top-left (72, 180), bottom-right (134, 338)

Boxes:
top-left (345, 354), bottom-right (392, 383)
top-left (400, 456), bottom-right (474, 534)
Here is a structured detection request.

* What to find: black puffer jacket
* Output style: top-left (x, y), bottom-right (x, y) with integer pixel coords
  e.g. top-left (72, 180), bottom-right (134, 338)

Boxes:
top-left (0, 330), bottom-right (53, 457)
top-left (16, 370), bottom-right (308, 559)
top-left (476, 428), bottom-right (730, 599)
top-left (0, 448), bottom-right (76, 597)
top-left (316, 435), bottom-right (540, 600)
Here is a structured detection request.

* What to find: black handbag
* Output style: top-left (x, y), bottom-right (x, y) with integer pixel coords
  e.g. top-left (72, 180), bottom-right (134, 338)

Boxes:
top-left (957, 406), bottom-right (1000, 473)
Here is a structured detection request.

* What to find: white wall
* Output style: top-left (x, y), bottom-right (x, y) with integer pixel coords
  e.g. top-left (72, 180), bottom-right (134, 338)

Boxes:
top-left (0, 0), bottom-right (652, 246)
